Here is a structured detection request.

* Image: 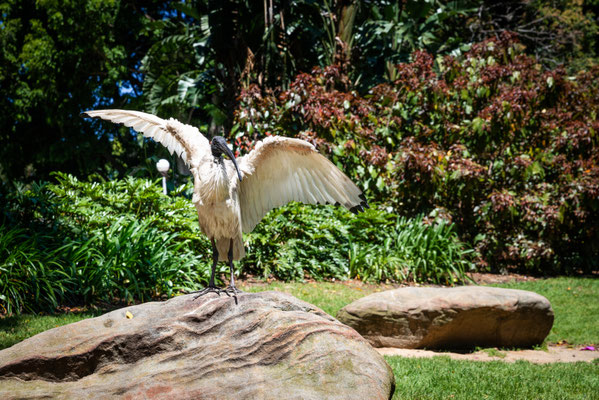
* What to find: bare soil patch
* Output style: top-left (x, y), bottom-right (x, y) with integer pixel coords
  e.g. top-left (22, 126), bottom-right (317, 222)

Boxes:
top-left (239, 272), bottom-right (537, 290)
top-left (466, 272), bottom-right (538, 285)
top-left (377, 344), bottom-right (599, 364)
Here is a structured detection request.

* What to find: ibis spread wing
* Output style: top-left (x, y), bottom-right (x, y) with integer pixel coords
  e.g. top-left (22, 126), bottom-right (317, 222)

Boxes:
top-left (83, 109), bottom-right (210, 168)
top-left (238, 136), bottom-right (367, 233)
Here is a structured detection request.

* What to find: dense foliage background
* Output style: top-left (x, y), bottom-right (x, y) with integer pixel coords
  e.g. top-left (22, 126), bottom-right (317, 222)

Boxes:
top-left (3, 0), bottom-right (597, 180)
top-left (1, 1), bottom-right (598, 313)
top-left (0, 174), bottom-right (472, 313)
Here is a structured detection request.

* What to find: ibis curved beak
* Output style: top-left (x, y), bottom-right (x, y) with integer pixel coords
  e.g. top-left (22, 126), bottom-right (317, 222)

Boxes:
top-left (221, 144), bottom-right (243, 182)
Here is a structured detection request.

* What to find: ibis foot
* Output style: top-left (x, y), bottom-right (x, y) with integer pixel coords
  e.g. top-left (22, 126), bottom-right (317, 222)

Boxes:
top-left (224, 285), bottom-right (243, 296)
top-left (191, 286), bottom-right (229, 299)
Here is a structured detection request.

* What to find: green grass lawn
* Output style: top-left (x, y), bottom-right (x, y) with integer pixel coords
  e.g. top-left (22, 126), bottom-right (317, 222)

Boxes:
top-left (387, 356), bottom-right (599, 400)
top-left (1, 276), bottom-right (598, 399)
top-left (0, 311), bottom-right (102, 350)
top-left (241, 280), bottom-right (389, 316)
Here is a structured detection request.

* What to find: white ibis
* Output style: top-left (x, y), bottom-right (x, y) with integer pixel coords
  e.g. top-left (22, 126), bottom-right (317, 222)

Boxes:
top-left (82, 109), bottom-right (367, 295)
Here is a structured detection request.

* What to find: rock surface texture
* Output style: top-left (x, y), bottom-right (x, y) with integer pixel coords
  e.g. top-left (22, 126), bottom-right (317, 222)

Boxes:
top-left (337, 286), bottom-right (554, 349)
top-left (0, 291), bottom-right (394, 400)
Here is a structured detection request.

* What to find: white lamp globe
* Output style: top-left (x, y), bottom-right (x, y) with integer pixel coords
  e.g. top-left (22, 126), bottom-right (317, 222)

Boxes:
top-left (156, 159), bottom-right (170, 174)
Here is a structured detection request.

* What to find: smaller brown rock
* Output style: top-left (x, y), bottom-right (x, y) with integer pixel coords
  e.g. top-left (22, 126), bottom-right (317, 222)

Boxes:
top-left (337, 286), bottom-right (554, 349)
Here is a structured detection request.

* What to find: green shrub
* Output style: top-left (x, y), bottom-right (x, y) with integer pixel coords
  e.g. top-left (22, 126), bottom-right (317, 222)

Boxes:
top-left (0, 220), bottom-right (204, 315)
top-left (0, 174), bottom-right (210, 314)
top-left (234, 32), bottom-right (599, 274)
top-left (244, 204), bottom-right (473, 284)
top-left (0, 226), bottom-right (65, 315)
top-left (1, 173), bottom-right (473, 314)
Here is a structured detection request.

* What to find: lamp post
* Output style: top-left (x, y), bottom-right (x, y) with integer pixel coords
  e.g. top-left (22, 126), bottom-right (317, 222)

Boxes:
top-left (156, 159), bottom-right (170, 195)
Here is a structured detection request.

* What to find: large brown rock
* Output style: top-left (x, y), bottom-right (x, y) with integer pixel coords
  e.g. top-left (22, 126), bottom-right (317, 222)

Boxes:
top-left (0, 291), bottom-right (394, 400)
top-left (337, 286), bottom-right (553, 349)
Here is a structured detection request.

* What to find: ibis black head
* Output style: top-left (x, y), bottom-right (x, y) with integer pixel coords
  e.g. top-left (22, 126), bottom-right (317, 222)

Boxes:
top-left (211, 136), bottom-right (242, 182)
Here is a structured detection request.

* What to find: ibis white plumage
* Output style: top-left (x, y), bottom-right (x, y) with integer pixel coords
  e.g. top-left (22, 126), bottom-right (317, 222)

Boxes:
top-left (83, 109), bottom-right (367, 295)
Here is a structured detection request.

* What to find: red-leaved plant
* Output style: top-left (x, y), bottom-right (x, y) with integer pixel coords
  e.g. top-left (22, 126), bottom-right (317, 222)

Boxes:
top-left (234, 32), bottom-right (599, 274)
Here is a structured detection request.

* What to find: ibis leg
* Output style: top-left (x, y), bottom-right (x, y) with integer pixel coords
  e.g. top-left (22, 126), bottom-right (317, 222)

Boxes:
top-left (225, 238), bottom-right (242, 295)
top-left (193, 238), bottom-right (226, 298)
top-left (208, 238), bottom-right (219, 287)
